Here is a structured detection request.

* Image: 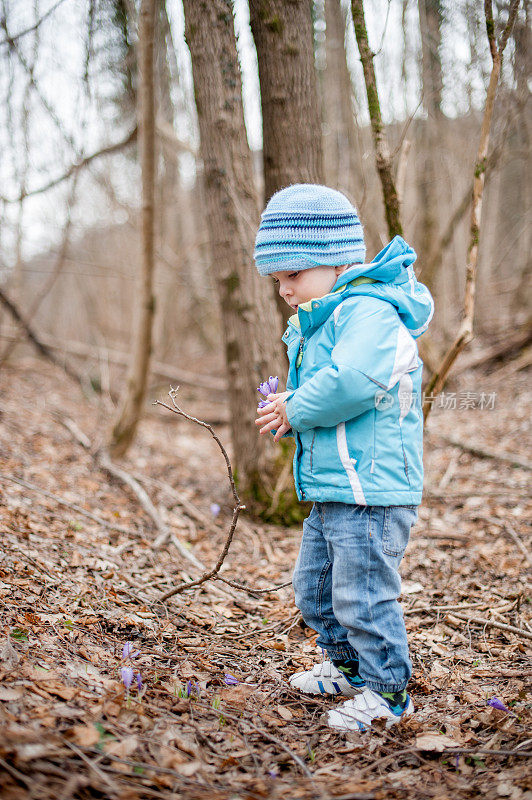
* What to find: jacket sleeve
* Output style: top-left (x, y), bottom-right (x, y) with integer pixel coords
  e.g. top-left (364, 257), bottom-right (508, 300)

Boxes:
top-left (285, 298), bottom-right (418, 433)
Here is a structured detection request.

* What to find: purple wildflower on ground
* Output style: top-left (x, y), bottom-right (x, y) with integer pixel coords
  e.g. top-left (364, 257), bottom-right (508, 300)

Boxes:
top-left (122, 642), bottom-right (140, 660)
top-left (224, 673), bottom-right (239, 685)
top-left (487, 697), bottom-right (509, 712)
top-left (135, 673), bottom-right (143, 691)
top-left (210, 503), bottom-right (221, 517)
top-left (121, 666), bottom-right (134, 689)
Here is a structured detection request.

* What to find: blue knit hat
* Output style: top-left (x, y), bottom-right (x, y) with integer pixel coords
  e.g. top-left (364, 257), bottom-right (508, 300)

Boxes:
top-left (254, 184), bottom-right (365, 276)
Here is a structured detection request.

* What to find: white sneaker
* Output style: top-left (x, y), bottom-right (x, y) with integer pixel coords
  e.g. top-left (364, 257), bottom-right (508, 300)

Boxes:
top-left (289, 660), bottom-right (365, 698)
top-left (327, 687), bottom-right (414, 732)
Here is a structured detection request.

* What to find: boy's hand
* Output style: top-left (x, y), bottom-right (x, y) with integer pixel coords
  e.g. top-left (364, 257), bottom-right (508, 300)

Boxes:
top-left (255, 391), bottom-right (292, 442)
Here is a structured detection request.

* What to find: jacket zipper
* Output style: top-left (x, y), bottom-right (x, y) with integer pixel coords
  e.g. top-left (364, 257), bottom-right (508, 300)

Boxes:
top-left (296, 336), bottom-right (305, 369)
top-left (295, 336), bottom-right (305, 499)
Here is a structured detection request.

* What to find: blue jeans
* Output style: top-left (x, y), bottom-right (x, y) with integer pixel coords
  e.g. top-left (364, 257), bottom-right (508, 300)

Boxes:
top-left (292, 502), bottom-right (417, 693)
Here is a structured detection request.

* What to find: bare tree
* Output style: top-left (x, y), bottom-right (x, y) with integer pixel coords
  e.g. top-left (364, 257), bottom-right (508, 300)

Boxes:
top-left (249, 0), bottom-right (324, 324)
top-left (249, 0), bottom-right (324, 202)
top-left (349, 0), bottom-right (403, 238)
top-left (423, 0), bottom-right (521, 421)
top-left (417, 0), bottom-right (443, 292)
top-left (182, 0), bottom-right (285, 503)
top-left (322, 0), bottom-right (359, 201)
top-left (109, 0), bottom-right (156, 457)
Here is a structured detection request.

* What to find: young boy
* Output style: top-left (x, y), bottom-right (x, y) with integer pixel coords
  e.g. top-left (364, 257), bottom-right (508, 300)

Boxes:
top-left (254, 184), bottom-right (433, 733)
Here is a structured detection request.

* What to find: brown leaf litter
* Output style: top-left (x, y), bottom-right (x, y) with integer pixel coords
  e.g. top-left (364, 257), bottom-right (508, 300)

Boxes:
top-left (0, 357), bottom-right (530, 799)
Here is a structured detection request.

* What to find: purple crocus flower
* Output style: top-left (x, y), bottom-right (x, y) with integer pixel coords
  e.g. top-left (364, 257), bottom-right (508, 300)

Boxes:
top-left (257, 376), bottom-right (279, 398)
top-left (224, 673), bottom-right (239, 685)
top-left (122, 642), bottom-right (139, 660)
top-left (210, 503), bottom-right (221, 517)
top-left (258, 381), bottom-right (271, 398)
top-left (487, 697), bottom-right (509, 712)
top-left (258, 399), bottom-right (271, 408)
top-left (135, 673), bottom-right (143, 691)
top-left (121, 666), bottom-right (134, 689)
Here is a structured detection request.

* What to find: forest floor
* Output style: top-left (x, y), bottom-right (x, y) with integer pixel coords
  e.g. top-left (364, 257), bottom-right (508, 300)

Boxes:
top-left (0, 353), bottom-right (530, 800)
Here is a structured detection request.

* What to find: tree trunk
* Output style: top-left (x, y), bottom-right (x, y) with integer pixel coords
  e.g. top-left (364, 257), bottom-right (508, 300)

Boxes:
top-left (249, 0), bottom-right (324, 204)
top-left (249, 0), bottom-right (324, 324)
top-left (322, 0), bottom-right (359, 202)
top-left (423, 0), bottom-right (521, 421)
top-left (350, 0), bottom-right (403, 238)
top-left (182, 0), bottom-right (285, 502)
top-left (109, 0), bottom-right (156, 458)
top-left (417, 0), bottom-right (443, 292)
top-left (507, 2), bottom-right (531, 319)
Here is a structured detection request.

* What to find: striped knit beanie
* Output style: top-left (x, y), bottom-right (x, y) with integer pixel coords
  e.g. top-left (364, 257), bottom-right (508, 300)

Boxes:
top-left (254, 184), bottom-right (365, 276)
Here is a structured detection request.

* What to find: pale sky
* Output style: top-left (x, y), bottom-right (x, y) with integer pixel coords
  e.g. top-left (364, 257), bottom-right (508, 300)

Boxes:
top-left (0, 0), bottom-right (497, 268)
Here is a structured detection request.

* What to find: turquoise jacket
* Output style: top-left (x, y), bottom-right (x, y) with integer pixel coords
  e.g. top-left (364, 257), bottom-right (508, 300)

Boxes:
top-left (282, 236), bottom-right (434, 506)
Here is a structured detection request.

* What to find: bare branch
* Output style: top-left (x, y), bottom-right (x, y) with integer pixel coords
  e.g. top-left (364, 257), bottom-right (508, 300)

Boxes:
top-left (1, 18), bottom-right (77, 151)
top-left (484, 0), bottom-right (497, 61)
top-left (423, 2), bottom-right (520, 420)
top-left (154, 390), bottom-right (244, 602)
top-left (438, 610), bottom-right (532, 641)
top-left (0, 286), bottom-right (83, 386)
top-left (0, 172), bottom-right (81, 366)
top-left (97, 449), bottom-right (169, 543)
top-left (350, 0), bottom-right (403, 237)
top-left (0, 0), bottom-right (67, 46)
top-left (0, 328), bottom-right (225, 392)
top-left (0, 128), bottom-right (138, 204)
top-left (498, 0), bottom-right (521, 55)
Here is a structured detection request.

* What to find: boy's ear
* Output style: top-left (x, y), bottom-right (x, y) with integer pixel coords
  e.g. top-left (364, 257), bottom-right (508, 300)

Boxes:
top-left (334, 264), bottom-right (349, 276)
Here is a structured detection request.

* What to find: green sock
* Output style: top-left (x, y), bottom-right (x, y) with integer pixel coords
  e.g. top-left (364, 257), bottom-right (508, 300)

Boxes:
top-left (378, 689), bottom-right (408, 713)
top-left (332, 658), bottom-right (365, 687)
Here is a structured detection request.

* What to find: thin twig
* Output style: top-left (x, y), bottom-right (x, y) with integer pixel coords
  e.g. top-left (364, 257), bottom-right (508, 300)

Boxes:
top-left (63, 741), bottom-right (119, 792)
top-left (0, 328), bottom-right (225, 392)
top-left (154, 389), bottom-right (244, 601)
top-left (442, 611), bottom-right (532, 641)
top-left (0, 0), bottom-right (67, 46)
top-left (480, 517), bottom-right (532, 566)
top-left (0, 127), bottom-right (138, 203)
top-left (0, 287), bottom-right (83, 386)
top-left (440, 747), bottom-right (532, 758)
top-left (0, 756), bottom-right (33, 789)
top-left (97, 449), bottom-right (169, 543)
top-left (215, 575), bottom-right (292, 594)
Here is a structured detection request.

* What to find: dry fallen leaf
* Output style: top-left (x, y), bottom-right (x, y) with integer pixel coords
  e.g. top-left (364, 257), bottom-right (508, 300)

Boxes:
top-left (276, 704), bottom-right (293, 721)
top-left (0, 685), bottom-right (23, 701)
top-left (104, 735), bottom-right (139, 759)
top-left (70, 724), bottom-right (100, 747)
top-left (0, 638), bottom-right (20, 669)
top-left (39, 681), bottom-right (77, 701)
top-left (416, 732), bottom-right (462, 752)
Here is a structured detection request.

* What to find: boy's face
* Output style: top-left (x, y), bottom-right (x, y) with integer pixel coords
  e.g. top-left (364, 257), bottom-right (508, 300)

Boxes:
top-left (271, 265), bottom-right (348, 311)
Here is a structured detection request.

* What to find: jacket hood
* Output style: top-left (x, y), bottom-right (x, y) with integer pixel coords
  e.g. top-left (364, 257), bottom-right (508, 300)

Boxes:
top-left (332, 236), bottom-right (434, 338)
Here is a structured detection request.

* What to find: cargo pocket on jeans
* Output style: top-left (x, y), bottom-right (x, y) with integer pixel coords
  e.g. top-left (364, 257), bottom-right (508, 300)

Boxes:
top-left (382, 506), bottom-right (418, 557)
